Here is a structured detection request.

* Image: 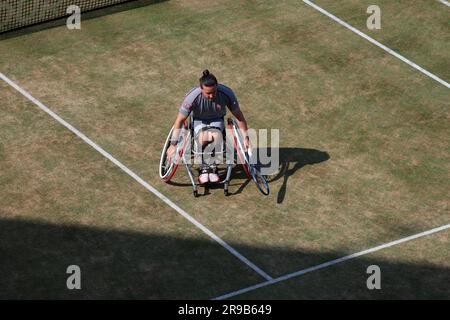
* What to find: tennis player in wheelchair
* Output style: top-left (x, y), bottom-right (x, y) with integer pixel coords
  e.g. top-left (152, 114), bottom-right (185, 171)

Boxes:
top-left (166, 70), bottom-right (250, 184)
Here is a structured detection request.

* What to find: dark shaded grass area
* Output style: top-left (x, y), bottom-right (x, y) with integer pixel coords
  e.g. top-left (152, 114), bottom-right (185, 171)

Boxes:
top-left (0, 217), bottom-right (262, 299)
top-left (235, 233), bottom-right (450, 300)
top-left (1, 217), bottom-right (448, 299)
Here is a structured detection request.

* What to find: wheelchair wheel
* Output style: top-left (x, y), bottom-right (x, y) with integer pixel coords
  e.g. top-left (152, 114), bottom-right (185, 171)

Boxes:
top-left (159, 122), bottom-right (189, 182)
top-left (227, 119), bottom-right (251, 179)
top-left (248, 160), bottom-right (270, 196)
top-left (228, 118), bottom-right (270, 196)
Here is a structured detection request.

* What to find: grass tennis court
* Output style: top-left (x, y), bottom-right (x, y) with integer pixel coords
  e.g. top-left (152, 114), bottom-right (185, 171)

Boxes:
top-left (1, 0), bottom-right (449, 299)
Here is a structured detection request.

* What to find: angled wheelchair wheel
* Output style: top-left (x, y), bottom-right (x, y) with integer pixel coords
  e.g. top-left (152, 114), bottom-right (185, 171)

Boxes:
top-left (159, 122), bottom-right (189, 183)
top-left (248, 161), bottom-right (270, 196)
top-left (227, 118), bottom-right (251, 179)
top-left (228, 118), bottom-right (270, 196)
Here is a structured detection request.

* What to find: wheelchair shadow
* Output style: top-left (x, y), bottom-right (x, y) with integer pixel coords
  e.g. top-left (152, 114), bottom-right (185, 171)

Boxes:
top-left (166, 147), bottom-right (329, 200)
top-left (256, 147), bottom-right (330, 204)
top-left (205, 167), bottom-right (251, 197)
top-left (168, 166), bottom-right (251, 197)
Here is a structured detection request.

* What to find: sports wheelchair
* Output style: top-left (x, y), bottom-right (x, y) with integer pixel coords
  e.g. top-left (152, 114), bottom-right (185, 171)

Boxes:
top-left (159, 115), bottom-right (269, 197)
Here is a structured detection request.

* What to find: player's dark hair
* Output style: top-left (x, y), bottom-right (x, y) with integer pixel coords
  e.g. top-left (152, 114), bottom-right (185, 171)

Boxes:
top-left (199, 69), bottom-right (218, 88)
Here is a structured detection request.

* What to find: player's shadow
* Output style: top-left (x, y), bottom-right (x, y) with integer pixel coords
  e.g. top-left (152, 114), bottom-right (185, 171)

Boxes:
top-left (224, 147), bottom-right (329, 198)
top-left (256, 147), bottom-right (330, 203)
top-left (166, 148), bottom-right (329, 199)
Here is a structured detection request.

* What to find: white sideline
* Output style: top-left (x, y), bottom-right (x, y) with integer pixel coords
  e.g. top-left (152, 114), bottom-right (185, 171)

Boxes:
top-left (213, 223), bottom-right (450, 299)
top-left (0, 72), bottom-right (273, 282)
top-left (302, 0), bottom-right (450, 89)
top-left (438, 0), bottom-right (450, 8)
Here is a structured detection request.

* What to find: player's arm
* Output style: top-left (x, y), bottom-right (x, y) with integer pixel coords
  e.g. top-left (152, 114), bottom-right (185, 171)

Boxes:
top-left (167, 112), bottom-right (188, 159)
top-left (167, 89), bottom-right (194, 159)
top-left (231, 107), bottom-right (250, 149)
top-left (171, 112), bottom-right (188, 142)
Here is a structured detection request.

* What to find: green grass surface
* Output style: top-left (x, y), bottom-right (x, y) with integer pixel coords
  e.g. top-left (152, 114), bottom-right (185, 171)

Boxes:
top-left (0, 83), bottom-right (261, 299)
top-left (314, 0), bottom-right (450, 80)
top-left (0, 0), bottom-right (448, 299)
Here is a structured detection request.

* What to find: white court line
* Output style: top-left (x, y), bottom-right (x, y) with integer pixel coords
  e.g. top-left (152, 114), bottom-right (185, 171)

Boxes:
top-left (303, 0), bottom-right (450, 89)
top-left (213, 224), bottom-right (450, 299)
top-left (438, 0), bottom-right (450, 8)
top-left (0, 72), bottom-right (273, 282)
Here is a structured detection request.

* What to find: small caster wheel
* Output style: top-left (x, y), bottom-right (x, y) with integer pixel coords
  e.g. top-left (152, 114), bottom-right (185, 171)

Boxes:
top-left (224, 189), bottom-right (229, 196)
top-left (193, 190), bottom-right (199, 197)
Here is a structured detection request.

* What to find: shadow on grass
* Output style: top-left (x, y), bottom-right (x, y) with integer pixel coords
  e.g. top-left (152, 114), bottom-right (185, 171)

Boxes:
top-left (0, 0), bottom-right (167, 41)
top-left (164, 165), bottom-right (249, 197)
top-left (164, 148), bottom-right (329, 199)
top-left (0, 217), bottom-right (448, 299)
top-left (257, 147), bottom-right (330, 203)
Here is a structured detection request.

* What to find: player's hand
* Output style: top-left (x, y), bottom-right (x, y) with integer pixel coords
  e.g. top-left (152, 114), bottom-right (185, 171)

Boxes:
top-left (244, 136), bottom-right (251, 150)
top-left (166, 144), bottom-right (176, 162)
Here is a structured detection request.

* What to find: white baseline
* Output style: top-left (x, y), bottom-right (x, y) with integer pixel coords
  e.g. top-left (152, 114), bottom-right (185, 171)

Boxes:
top-left (0, 72), bottom-right (273, 281)
top-left (303, 0), bottom-right (450, 89)
top-left (213, 223), bottom-right (450, 299)
top-left (438, 0), bottom-right (450, 8)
